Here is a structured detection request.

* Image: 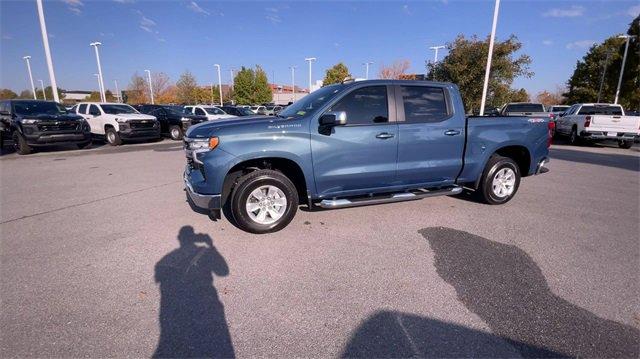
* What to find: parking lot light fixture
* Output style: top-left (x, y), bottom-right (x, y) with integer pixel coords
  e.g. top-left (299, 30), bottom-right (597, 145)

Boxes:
top-left (305, 57), bottom-right (316, 93)
top-left (36, 0), bottom-right (59, 102)
top-left (214, 64), bottom-right (222, 106)
top-left (144, 69), bottom-right (154, 104)
top-left (479, 0), bottom-right (501, 116)
top-left (289, 66), bottom-right (297, 102)
top-left (94, 74), bottom-right (104, 97)
top-left (22, 56), bottom-right (37, 99)
top-left (363, 61), bottom-right (373, 80)
top-left (89, 42), bottom-right (106, 102)
top-left (614, 35), bottom-right (636, 104)
top-left (429, 45), bottom-right (445, 63)
top-left (38, 79), bottom-right (46, 100)
top-left (114, 80), bottom-right (120, 103)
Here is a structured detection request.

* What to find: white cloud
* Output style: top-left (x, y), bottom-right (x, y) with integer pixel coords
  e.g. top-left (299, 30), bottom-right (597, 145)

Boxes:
top-left (187, 1), bottom-right (210, 16)
top-left (402, 4), bottom-right (412, 15)
top-left (61, 0), bottom-right (83, 15)
top-left (2, 34), bottom-right (12, 40)
top-left (265, 7), bottom-right (282, 24)
top-left (628, 4), bottom-right (640, 17)
top-left (113, 0), bottom-right (135, 3)
top-left (140, 16), bottom-right (156, 27)
top-left (543, 5), bottom-right (584, 18)
top-left (140, 25), bottom-right (153, 33)
top-left (542, 40), bottom-right (553, 46)
top-left (566, 40), bottom-right (596, 50)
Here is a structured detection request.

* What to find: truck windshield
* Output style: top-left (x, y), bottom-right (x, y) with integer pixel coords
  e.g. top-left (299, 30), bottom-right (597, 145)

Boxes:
top-left (278, 85), bottom-right (344, 119)
top-left (13, 101), bottom-right (68, 116)
top-left (578, 106), bottom-right (623, 116)
top-left (101, 104), bottom-right (138, 114)
top-left (504, 103), bottom-right (545, 113)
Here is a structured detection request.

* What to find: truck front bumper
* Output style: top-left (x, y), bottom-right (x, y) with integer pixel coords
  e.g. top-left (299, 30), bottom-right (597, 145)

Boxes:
top-left (119, 127), bottom-right (161, 140)
top-left (25, 131), bottom-right (92, 146)
top-left (184, 169), bottom-right (221, 210)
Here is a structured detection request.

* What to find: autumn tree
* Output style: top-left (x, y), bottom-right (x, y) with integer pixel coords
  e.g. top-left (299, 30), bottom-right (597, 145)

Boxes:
top-left (427, 34), bottom-right (533, 113)
top-left (18, 90), bottom-right (34, 99)
top-left (176, 71), bottom-right (198, 104)
top-left (151, 72), bottom-right (171, 101)
top-left (323, 63), bottom-right (351, 85)
top-left (0, 89), bottom-right (18, 99)
top-left (156, 85), bottom-right (178, 104)
top-left (126, 73), bottom-right (148, 104)
top-left (379, 60), bottom-right (411, 79)
top-left (536, 88), bottom-right (564, 107)
top-left (85, 90), bottom-right (116, 102)
top-left (564, 15), bottom-right (639, 110)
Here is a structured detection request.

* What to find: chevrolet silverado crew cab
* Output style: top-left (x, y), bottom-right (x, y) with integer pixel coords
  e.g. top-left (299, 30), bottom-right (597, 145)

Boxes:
top-left (183, 80), bottom-right (552, 233)
top-left (555, 103), bottom-right (640, 148)
top-left (136, 104), bottom-right (207, 140)
top-left (74, 102), bottom-right (160, 146)
top-left (0, 100), bottom-right (92, 155)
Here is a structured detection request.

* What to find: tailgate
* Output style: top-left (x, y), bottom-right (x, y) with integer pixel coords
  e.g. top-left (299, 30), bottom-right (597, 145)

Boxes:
top-left (589, 115), bottom-right (640, 132)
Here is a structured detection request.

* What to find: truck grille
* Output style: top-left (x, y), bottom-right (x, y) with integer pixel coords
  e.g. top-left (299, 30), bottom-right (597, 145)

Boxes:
top-left (129, 120), bottom-right (156, 129)
top-left (37, 122), bottom-right (79, 132)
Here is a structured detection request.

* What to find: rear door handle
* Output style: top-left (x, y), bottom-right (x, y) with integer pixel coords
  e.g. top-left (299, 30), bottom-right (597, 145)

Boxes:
top-left (444, 130), bottom-right (461, 136)
top-left (376, 132), bottom-right (395, 139)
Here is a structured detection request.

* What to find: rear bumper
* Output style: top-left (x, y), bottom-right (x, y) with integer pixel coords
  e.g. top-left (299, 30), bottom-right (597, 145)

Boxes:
top-left (535, 157), bottom-right (549, 175)
top-left (25, 131), bottom-right (92, 146)
top-left (184, 169), bottom-right (221, 210)
top-left (581, 131), bottom-right (638, 141)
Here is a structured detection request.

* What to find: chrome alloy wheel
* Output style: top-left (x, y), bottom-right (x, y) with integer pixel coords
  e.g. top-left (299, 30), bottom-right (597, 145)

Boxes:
top-left (245, 185), bottom-right (287, 225)
top-left (491, 168), bottom-right (516, 198)
top-left (171, 127), bottom-right (181, 139)
top-left (107, 131), bottom-right (116, 143)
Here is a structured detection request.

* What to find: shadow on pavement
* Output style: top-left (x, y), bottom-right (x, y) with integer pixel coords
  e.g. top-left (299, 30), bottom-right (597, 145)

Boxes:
top-left (549, 147), bottom-right (640, 171)
top-left (417, 227), bottom-right (639, 358)
top-left (153, 226), bottom-right (234, 358)
top-left (341, 310), bottom-right (560, 358)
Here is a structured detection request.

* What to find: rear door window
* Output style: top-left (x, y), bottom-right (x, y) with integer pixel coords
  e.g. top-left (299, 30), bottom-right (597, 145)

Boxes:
top-left (78, 104), bottom-right (88, 114)
top-left (195, 108), bottom-right (206, 116)
top-left (399, 86), bottom-right (449, 123)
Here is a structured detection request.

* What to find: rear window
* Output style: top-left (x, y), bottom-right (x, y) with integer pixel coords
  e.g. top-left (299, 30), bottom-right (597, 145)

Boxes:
top-left (504, 103), bottom-right (545, 114)
top-left (399, 86), bottom-right (449, 123)
top-left (578, 106), bottom-right (623, 116)
top-left (550, 106), bottom-right (569, 112)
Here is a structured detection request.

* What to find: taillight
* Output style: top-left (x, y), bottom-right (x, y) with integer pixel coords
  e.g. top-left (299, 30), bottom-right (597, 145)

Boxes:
top-left (547, 120), bottom-right (555, 148)
top-left (584, 115), bottom-right (591, 128)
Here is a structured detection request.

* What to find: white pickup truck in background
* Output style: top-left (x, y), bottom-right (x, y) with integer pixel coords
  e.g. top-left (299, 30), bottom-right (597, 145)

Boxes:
top-left (555, 103), bottom-right (640, 148)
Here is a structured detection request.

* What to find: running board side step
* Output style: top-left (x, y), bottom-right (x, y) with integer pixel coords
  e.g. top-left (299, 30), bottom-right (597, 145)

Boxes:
top-left (318, 186), bottom-right (463, 209)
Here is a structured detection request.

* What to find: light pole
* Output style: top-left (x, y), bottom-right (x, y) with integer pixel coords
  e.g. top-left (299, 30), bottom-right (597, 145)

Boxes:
top-left (114, 80), bottom-right (120, 103)
top-left (210, 83), bottom-right (215, 105)
top-left (36, 0), bottom-right (59, 102)
top-left (289, 66), bottom-right (297, 102)
top-left (614, 35), bottom-right (637, 104)
top-left (89, 42), bottom-right (106, 102)
top-left (230, 68), bottom-right (235, 91)
top-left (305, 57), bottom-right (316, 93)
top-left (144, 69), bottom-right (154, 104)
top-left (479, 0), bottom-right (501, 116)
top-left (214, 64), bottom-right (222, 106)
top-left (363, 61), bottom-right (373, 80)
top-left (22, 56), bottom-right (36, 99)
top-left (597, 50), bottom-right (613, 103)
top-left (94, 74), bottom-right (103, 98)
top-left (38, 80), bottom-right (46, 100)
top-left (429, 45), bottom-right (445, 63)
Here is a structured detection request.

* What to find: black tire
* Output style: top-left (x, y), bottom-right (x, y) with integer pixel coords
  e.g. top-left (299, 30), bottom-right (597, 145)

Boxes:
top-left (477, 155), bottom-right (521, 205)
top-left (12, 131), bottom-right (32, 155)
top-left (569, 127), bottom-right (580, 146)
top-left (169, 125), bottom-right (183, 141)
top-left (618, 140), bottom-right (632, 149)
top-left (230, 169), bottom-right (298, 234)
top-left (105, 127), bottom-right (122, 146)
top-left (76, 141), bottom-right (92, 149)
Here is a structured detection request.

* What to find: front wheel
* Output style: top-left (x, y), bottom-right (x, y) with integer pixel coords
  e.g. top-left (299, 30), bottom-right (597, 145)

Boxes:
top-left (169, 125), bottom-right (183, 141)
top-left (105, 128), bottom-right (122, 146)
top-left (12, 131), bottom-right (32, 155)
top-left (477, 155), bottom-right (521, 205)
top-left (618, 140), bottom-right (633, 149)
top-left (230, 169), bottom-right (299, 234)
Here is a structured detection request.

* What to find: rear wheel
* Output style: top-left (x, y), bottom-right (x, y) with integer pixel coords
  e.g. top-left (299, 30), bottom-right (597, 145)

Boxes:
top-left (105, 128), bottom-right (122, 146)
top-left (477, 155), bottom-right (521, 205)
top-left (569, 127), bottom-right (580, 146)
top-left (618, 140), bottom-right (632, 149)
top-left (230, 169), bottom-right (298, 234)
top-left (169, 125), bottom-right (183, 141)
top-left (12, 131), bottom-right (32, 155)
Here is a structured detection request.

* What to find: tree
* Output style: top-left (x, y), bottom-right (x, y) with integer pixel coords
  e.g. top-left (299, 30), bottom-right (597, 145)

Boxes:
top-left (427, 34), bottom-right (533, 113)
top-left (253, 66), bottom-right (272, 104)
top-left (85, 91), bottom-right (102, 102)
top-left (18, 90), bottom-right (34, 99)
top-left (536, 89), bottom-right (564, 107)
top-left (323, 63), bottom-right (351, 85)
top-left (0, 89), bottom-right (18, 99)
top-left (152, 72), bottom-right (171, 101)
top-left (233, 67), bottom-right (255, 105)
top-left (156, 85), bottom-right (178, 104)
top-left (126, 73), bottom-right (148, 104)
top-left (510, 88), bottom-right (530, 103)
top-left (564, 16), bottom-right (639, 110)
top-left (176, 71), bottom-right (198, 104)
top-left (378, 60), bottom-right (411, 79)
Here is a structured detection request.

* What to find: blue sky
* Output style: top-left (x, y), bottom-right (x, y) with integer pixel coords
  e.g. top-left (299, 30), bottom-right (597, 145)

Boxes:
top-left (1, 0), bottom-right (638, 95)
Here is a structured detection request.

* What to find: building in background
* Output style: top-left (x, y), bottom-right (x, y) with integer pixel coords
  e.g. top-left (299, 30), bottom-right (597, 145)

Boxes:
top-left (61, 90), bottom-right (92, 104)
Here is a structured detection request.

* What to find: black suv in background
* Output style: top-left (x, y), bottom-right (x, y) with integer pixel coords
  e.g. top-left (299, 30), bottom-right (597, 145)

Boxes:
top-left (135, 104), bottom-right (208, 140)
top-left (219, 106), bottom-right (256, 117)
top-left (0, 100), bottom-right (92, 155)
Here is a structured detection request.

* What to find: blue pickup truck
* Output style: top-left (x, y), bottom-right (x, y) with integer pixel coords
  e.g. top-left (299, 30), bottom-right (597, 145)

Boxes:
top-left (183, 80), bottom-right (551, 233)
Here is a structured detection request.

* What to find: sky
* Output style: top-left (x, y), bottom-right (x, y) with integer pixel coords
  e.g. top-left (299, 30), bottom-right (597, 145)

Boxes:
top-left (1, 0), bottom-right (638, 96)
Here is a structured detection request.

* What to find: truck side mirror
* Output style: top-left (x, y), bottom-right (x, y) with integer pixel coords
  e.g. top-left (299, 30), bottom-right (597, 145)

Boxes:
top-left (320, 111), bottom-right (347, 126)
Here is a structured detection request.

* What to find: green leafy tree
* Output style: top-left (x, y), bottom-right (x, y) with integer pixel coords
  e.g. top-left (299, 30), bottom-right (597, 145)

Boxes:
top-left (18, 90), bottom-right (34, 99)
top-left (254, 66), bottom-right (272, 104)
top-left (0, 89), bottom-right (18, 99)
top-left (323, 63), bottom-right (351, 85)
top-left (176, 71), bottom-right (198, 104)
top-left (38, 86), bottom-right (66, 101)
top-left (564, 16), bottom-right (639, 110)
top-left (233, 67), bottom-right (255, 105)
top-left (126, 73), bottom-right (149, 104)
top-left (427, 34), bottom-right (533, 113)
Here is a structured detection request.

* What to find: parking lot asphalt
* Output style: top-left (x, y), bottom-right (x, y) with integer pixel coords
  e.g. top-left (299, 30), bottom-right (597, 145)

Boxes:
top-left (1, 139), bottom-right (639, 357)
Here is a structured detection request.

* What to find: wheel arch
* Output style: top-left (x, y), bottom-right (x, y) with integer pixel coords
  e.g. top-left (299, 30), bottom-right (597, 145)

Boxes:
top-left (473, 144), bottom-right (532, 189)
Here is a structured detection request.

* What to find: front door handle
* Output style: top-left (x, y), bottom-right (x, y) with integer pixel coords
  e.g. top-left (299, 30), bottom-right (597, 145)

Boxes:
top-left (376, 132), bottom-right (395, 139)
top-left (444, 130), bottom-right (461, 136)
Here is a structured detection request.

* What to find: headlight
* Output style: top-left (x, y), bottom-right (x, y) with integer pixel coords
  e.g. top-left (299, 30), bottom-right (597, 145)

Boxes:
top-left (181, 117), bottom-right (191, 122)
top-left (21, 119), bottom-right (39, 124)
top-left (189, 137), bottom-right (219, 151)
top-left (115, 118), bottom-right (128, 123)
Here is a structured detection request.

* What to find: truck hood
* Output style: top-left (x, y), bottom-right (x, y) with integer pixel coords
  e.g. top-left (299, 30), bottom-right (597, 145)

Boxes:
top-left (186, 115), bottom-right (279, 138)
top-left (25, 113), bottom-right (84, 121)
